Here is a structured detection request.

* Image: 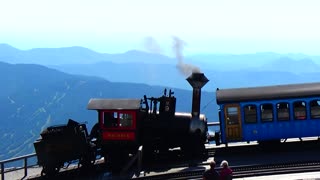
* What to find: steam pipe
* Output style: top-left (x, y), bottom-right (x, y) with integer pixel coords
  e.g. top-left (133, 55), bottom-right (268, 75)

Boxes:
top-left (186, 72), bottom-right (209, 118)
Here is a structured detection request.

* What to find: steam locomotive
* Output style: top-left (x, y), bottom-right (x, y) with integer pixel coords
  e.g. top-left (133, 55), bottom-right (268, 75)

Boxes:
top-left (34, 72), bottom-right (211, 174)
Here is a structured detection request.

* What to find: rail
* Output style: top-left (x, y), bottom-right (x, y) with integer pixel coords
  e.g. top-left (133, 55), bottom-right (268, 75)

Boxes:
top-left (0, 153), bottom-right (38, 180)
top-left (134, 161), bottom-right (320, 179)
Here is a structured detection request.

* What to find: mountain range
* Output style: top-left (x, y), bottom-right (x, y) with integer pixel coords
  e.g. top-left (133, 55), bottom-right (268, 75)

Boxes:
top-left (2, 43), bottom-right (320, 91)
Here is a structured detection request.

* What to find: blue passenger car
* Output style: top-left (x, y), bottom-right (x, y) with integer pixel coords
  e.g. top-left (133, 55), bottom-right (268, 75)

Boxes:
top-left (215, 82), bottom-right (320, 145)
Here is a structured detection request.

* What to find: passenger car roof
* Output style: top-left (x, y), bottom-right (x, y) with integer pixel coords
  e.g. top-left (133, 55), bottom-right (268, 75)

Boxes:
top-left (216, 82), bottom-right (320, 104)
top-left (87, 99), bottom-right (141, 110)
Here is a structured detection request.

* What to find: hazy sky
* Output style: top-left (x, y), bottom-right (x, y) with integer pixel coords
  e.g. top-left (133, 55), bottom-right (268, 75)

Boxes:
top-left (1, 0), bottom-right (320, 55)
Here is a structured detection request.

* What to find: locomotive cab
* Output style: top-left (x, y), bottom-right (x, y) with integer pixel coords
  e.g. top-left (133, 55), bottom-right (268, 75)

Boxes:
top-left (87, 98), bottom-right (143, 169)
top-left (100, 110), bottom-right (137, 143)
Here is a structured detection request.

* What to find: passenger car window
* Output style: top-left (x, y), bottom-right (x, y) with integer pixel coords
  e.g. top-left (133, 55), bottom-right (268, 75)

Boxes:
top-left (310, 100), bottom-right (320, 119)
top-left (226, 107), bottom-right (239, 125)
top-left (244, 105), bottom-right (257, 123)
top-left (276, 102), bottom-right (290, 121)
top-left (261, 103), bottom-right (273, 122)
top-left (293, 101), bottom-right (306, 120)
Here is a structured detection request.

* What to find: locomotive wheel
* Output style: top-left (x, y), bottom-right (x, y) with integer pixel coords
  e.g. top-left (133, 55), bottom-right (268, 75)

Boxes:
top-left (195, 143), bottom-right (206, 158)
top-left (41, 165), bottom-right (60, 176)
top-left (191, 130), bottom-right (206, 158)
top-left (80, 151), bottom-right (96, 169)
top-left (181, 143), bottom-right (192, 159)
top-left (142, 145), bottom-right (154, 159)
top-left (108, 152), bottom-right (129, 173)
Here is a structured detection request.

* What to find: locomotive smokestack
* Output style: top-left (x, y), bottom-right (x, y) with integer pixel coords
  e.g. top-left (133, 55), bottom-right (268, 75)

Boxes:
top-left (187, 72), bottom-right (209, 118)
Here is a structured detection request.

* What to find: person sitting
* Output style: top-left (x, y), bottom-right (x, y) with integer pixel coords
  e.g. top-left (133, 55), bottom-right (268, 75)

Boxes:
top-left (203, 160), bottom-right (219, 180)
top-left (220, 160), bottom-right (233, 180)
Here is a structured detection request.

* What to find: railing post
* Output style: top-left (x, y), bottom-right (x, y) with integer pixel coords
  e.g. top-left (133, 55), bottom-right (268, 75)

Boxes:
top-left (138, 146), bottom-right (143, 173)
top-left (24, 157), bottom-right (28, 177)
top-left (1, 162), bottom-right (4, 180)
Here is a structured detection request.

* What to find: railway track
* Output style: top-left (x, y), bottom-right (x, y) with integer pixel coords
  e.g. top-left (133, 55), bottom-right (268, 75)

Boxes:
top-left (15, 141), bottom-right (320, 179)
top-left (134, 161), bottom-right (320, 180)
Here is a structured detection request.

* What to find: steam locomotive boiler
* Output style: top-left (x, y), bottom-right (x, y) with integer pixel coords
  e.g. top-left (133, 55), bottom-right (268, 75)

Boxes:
top-left (87, 72), bottom-right (210, 169)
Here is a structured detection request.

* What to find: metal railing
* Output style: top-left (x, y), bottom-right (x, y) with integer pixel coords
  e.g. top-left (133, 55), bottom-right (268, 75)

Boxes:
top-left (207, 122), bottom-right (220, 126)
top-left (0, 153), bottom-right (38, 180)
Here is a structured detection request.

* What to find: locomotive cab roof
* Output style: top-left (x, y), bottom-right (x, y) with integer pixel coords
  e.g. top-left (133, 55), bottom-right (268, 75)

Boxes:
top-left (87, 98), bottom-right (141, 110)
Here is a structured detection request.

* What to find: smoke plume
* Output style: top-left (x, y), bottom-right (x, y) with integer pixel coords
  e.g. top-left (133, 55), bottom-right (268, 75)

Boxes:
top-left (172, 36), bottom-right (201, 77)
top-left (143, 36), bottom-right (163, 54)
top-left (143, 36), bottom-right (201, 77)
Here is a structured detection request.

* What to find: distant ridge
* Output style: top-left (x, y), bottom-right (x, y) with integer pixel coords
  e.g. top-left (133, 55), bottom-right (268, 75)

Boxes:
top-left (0, 44), bottom-right (175, 65)
top-left (0, 43), bottom-right (20, 55)
top-left (2, 43), bottom-right (320, 68)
